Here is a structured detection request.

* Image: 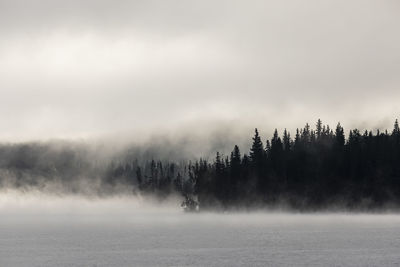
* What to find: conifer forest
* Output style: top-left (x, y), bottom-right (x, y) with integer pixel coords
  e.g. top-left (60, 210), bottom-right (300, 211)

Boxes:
top-left (2, 119), bottom-right (400, 211)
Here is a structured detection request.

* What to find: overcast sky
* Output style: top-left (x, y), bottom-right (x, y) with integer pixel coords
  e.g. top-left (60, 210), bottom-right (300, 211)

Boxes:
top-left (0, 0), bottom-right (399, 141)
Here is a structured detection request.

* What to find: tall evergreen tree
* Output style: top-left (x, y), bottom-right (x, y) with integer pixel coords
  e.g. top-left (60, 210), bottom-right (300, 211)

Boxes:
top-left (335, 122), bottom-right (345, 147)
top-left (229, 145), bottom-right (241, 202)
top-left (283, 129), bottom-right (291, 152)
top-left (316, 119), bottom-right (323, 139)
top-left (393, 119), bottom-right (400, 136)
top-left (250, 128), bottom-right (264, 163)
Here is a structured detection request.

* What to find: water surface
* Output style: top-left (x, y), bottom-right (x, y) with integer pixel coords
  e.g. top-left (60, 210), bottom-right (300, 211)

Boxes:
top-left (1, 211), bottom-right (399, 267)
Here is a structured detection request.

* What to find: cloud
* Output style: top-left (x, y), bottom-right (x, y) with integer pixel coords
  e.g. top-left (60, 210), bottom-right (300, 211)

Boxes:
top-left (0, 0), bottom-right (399, 140)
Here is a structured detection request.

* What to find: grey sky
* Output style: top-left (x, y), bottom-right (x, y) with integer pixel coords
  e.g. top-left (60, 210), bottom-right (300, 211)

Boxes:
top-left (0, 0), bottom-right (399, 141)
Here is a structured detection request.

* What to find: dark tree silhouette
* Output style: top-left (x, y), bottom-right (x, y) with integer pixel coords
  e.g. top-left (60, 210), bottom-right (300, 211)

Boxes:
top-left (0, 119), bottom-right (400, 211)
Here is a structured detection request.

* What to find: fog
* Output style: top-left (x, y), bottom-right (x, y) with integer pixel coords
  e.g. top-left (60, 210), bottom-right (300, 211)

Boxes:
top-left (2, 190), bottom-right (400, 221)
top-left (0, 0), bottom-right (399, 141)
top-left (1, 191), bottom-right (400, 266)
top-left (1, 192), bottom-right (400, 266)
top-left (0, 190), bottom-right (181, 221)
top-left (2, 1), bottom-right (400, 265)
top-left (0, 190), bottom-right (399, 225)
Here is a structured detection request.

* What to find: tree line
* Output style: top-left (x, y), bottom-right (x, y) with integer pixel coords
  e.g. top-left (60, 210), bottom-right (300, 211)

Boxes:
top-left (105, 119), bottom-right (400, 210)
top-left (0, 119), bottom-right (399, 210)
top-left (188, 120), bottom-right (400, 210)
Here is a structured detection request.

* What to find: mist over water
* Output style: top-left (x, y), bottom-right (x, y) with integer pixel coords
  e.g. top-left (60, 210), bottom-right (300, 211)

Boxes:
top-left (1, 191), bottom-right (400, 267)
top-left (1, 0), bottom-right (400, 265)
top-left (0, 190), bottom-right (181, 221)
top-left (1, 121), bottom-right (398, 266)
top-left (2, 190), bottom-right (400, 223)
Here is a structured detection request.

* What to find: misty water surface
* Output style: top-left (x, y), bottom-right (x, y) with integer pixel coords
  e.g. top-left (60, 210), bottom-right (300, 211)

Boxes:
top-left (0, 193), bottom-right (399, 267)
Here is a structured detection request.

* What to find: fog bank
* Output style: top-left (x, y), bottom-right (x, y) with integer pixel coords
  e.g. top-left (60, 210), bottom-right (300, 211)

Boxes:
top-left (2, 190), bottom-right (400, 223)
top-left (0, 0), bottom-right (399, 141)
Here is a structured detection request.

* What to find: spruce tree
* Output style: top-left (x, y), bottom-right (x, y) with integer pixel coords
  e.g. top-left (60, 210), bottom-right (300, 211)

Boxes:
top-left (393, 119), bottom-right (400, 136)
top-left (316, 119), bottom-right (323, 139)
top-left (250, 128), bottom-right (264, 163)
top-left (283, 129), bottom-right (291, 152)
top-left (335, 123), bottom-right (345, 147)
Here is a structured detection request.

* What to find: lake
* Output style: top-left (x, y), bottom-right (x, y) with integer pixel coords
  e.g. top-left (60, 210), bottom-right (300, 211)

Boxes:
top-left (1, 212), bottom-right (400, 266)
top-left (0, 194), bottom-right (399, 266)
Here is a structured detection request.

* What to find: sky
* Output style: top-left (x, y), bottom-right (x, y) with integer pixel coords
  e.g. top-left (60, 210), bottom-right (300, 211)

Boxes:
top-left (0, 0), bottom-right (399, 141)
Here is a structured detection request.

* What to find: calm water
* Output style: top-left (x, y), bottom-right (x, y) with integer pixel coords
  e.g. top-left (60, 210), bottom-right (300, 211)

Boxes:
top-left (0, 212), bottom-right (399, 267)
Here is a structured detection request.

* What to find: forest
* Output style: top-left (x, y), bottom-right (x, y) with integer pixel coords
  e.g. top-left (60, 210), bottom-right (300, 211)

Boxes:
top-left (1, 119), bottom-right (400, 211)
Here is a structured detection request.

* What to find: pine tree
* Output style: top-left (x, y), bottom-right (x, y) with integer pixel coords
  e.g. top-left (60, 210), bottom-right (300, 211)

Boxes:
top-left (393, 119), bottom-right (400, 136)
top-left (271, 129), bottom-right (283, 153)
top-left (294, 128), bottom-right (300, 147)
top-left (230, 145), bottom-right (241, 168)
top-left (303, 123), bottom-right (311, 142)
top-left (283, 129), bottom-right (291, 152)
top-left (335, 122), bottom-right (345, 147)
top-left (316, 119), bottom-right (323, 139)
top-left (229, 145), bottom-right (242, 202)
top-left (265, 140), bottom-right (271, 153)
top-left (250, 128), bottom-right (264, 163)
